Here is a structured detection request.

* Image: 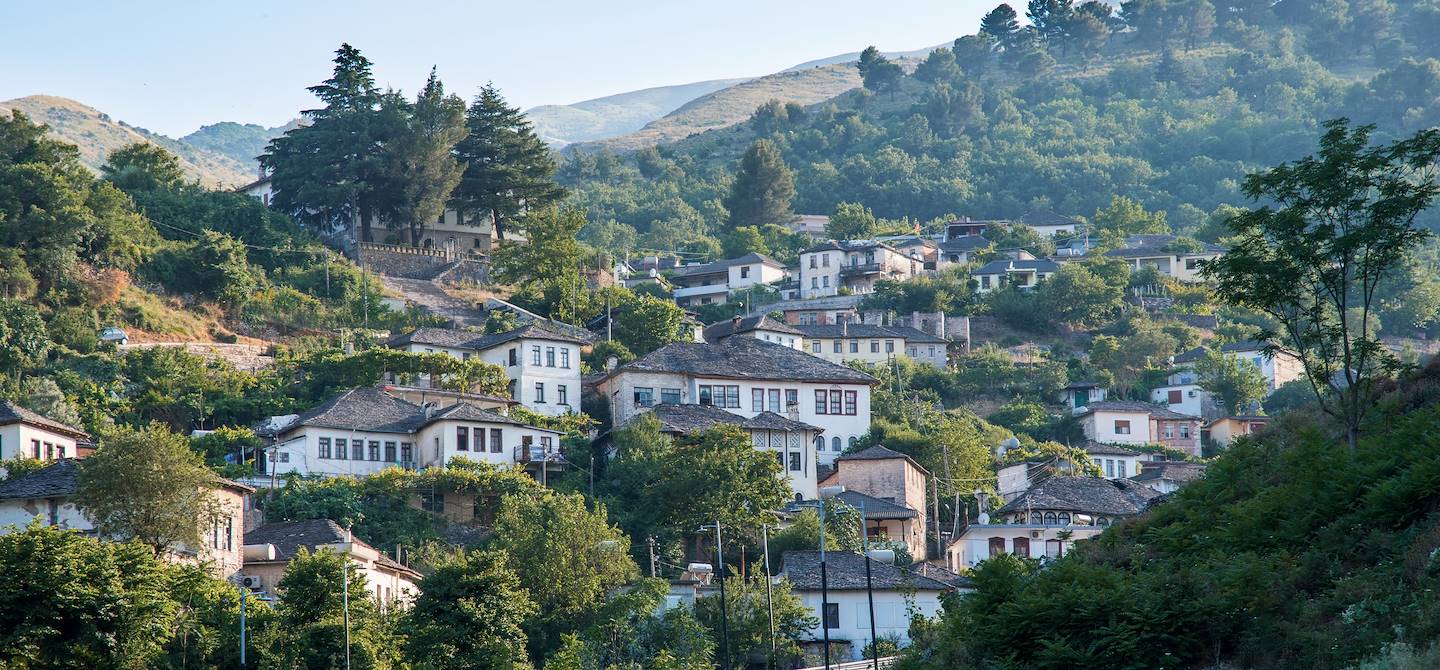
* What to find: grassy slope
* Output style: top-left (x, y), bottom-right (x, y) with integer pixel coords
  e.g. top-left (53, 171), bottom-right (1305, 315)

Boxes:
top-left (0, 95), bottom-right (254, 188)
top-left (527, 78), bottom-right (747, 146)
top-left (569, 63), bottom-right (863, 153)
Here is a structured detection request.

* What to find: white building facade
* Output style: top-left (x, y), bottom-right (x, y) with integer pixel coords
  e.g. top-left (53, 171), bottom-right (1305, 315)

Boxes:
top-left (388, 325), bottom-right (588, 417)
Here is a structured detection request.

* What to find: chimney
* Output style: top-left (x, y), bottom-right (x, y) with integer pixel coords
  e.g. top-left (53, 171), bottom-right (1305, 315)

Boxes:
top-left (422, 402), bottom-right (435, 420)
top-left (731, 315), bottom-right (742, 332)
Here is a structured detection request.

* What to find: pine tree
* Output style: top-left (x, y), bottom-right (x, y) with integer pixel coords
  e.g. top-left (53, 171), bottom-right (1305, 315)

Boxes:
top-left (914, 48), bottom-right (962, 84)
top-left (980, 4), bottom-right (1023, 50)
top-left (452, 84), bottom-right (567, 243)
top-left (392, 68), bottom-right (468, 247)
top-left (724, 139), bottom-right (795, 230)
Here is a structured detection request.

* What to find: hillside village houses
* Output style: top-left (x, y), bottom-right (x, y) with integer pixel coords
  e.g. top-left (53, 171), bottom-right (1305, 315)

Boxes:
top-left (664, 252), bottom-right (788, 308)
top-left (797, 240), bottom-right (925, 299)
top-left (817, 445), bottom-right (931, 560)
top-left (701, 314), bottom-right (806, 350)
top-left (970, 258), bottom-right (1061, 293)
top-left (1151, 341), bottom-right (1302, 419)
top-left (241, 519), bottom-right (421, 608)
top-left (1055, 233), bottom-right (1228, 282)
top-left (598, 337), bottom-right (877, 465)
top-left (792, 322), bottom-right (949, 368)
top-left (1077, 400), bottom-right (1204, 458)
top-left (0, 400), bottom-right (92, 464)
top-left (386, 324), bottom-right (588, 416)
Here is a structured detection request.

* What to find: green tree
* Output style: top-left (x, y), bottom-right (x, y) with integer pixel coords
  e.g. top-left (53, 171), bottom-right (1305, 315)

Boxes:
top-left (0, 248), bottom-right (35, 300)
top-left (693, 575), bottom-right (816, 669)
top-left (490, 206), bottom-right (588, 322)
top-left (21, 377), bottom-right (83, 429)
top-left (1194, 349), bottom-right (1269, 416)
top-left (265, 547), bottom-right (401, 669)
top-left (452, 84), bottom-right (566, 242)
top-left (1204, 120), bottom-right (1440, 454)
top-left (953, 34), bottom-right (996, 73)
top-left (1036, 263), bottom-right (1126, 328)
top-left (981, 4), bottom-right (1024, 50)
top-left (613, 293), bottom-right (687, 356)
top-left (722, 225), bottom-right (770, 257)
top-left (827, 201), bottom-right (879, 240)
top-left (0, 300), bottom-right (49, 376)
top-left (101, 141), bottom-right (186, 193)
top-left (915, 48), bottom-right (962, 84)
top-left (1090, 195), bottom-right (1170, 236)
top-left (74, 423), bottom-right (224, 555)
top-left (725, 139), bottom-right (795, 231)
top-left (405, 549), bottom-right (534, 670)
top-left (0, 525), bottom-right (178, 669)
top-left (565, 578), bottom-right (714, 670)
top-left (393, 68), bottom-right (468, 247)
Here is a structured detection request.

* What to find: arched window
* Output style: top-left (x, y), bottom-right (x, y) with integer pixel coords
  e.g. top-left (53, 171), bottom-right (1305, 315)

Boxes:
top-left (1044, 512), bottom-right (1057, 525)
top-left (813, 435), bottom-right (824, 452)
top-left (1029, 512), bottom-right (1043, 524)
top-left (831, 436), bottom-right (842, 452)
top-left (848, 436), bottom-right (858, 449)
top-left (1057, 512), bottom-right (1071, 525)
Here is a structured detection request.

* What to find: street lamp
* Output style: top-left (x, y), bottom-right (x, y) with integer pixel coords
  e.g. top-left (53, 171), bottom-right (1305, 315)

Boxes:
top-left (795, 486), bottom-right (843, 669)
top-left (698, 521), bottom-right (731, 670)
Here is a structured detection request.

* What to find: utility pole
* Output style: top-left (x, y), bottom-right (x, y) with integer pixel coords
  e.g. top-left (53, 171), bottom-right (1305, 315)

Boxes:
top-left (859, 502), bottom-right (879, 670)
top-left (931, 474), bottom-right (942, 559)
top-left (713, 520), bottom-right (732, 670)
top-left (647, 536), bottom-right (658, 578)
top-left (238, 586), bottom-right (247, 668)
top-left (342, 546), bottom-right (352, 670)
top-left (819, 504), bottom-right (831, 670)
top-left (761, 523), bottom-right (776, 670)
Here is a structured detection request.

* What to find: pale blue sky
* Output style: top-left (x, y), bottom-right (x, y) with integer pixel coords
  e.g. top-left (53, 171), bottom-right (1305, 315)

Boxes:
top-left (1, 1), bottom-right (997, 137)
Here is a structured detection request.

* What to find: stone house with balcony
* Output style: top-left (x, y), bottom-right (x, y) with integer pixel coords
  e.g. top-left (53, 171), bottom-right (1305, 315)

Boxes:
top-left (0, 400), bottom-right (92, 465)
top-left (387, 324), bottom-right (588, 416)
top-left (794, 323), bottom-right (949, 368)
top-left (1076, 400), bottom-right (1203, 457)
top-left (259, 387), bottom-right (563, 480)
top-left (665, 252), bottom-right (788, 307)
top-left (814, 445), bottom-right (931, 560)
top-left (796, 240), bottom-right (923, 299)
top-left (241, 519), bottom-right (422, 609)
top-left (598, 337), bottom-right (876, 466)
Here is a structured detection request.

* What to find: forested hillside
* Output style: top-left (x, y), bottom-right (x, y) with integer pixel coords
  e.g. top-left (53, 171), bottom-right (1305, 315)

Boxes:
top-left (560, 1), bottom-right (1440, 253)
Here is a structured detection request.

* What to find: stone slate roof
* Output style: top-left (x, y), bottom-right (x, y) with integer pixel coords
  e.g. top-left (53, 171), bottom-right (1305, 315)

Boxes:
top-left (1064, 380), bottom-right (1102, 390)
top-left (388, 323), bottom-right (589, 351)
top-left (616, 337), bottom-right (876, 385)
top-left (275, 387), bottom-right (549, 437)
top-left (1080, 441), bottom-right (1143, 457)
top-left (0, 459), bottom-right (79, 500)
top-left (907, 562), bottom-right (974, 589)
top-left (0, 401), bottom-right (89, 439)
top-left (243, 519), bottom-right (418, 576)
top-left (1078, 400), bottom-right (1199, 421)
top-left (1103, 234), bottom-right (1228, 259)
top-left (939, 235), bottom-right (992, 254)
top-left (667, 252), bottom-right (784, 278)
top-left (1132, 461), bottom-right (1208, 483)
top-left (836, 444), bottom-right (929, 475)
top-left (792, 323), bottom-right (947, 344)
top-left (1019, 208), bottom-right (1082, 228)
top-left (702, 315), bottom-right (804, 343)
top-left (994, 476), bottom-right (1161, 517)
top-left (972, 259), bottom-right (1061, 275)
top-left (641, 403), bottom-right (821, 434)
top-left (781, 551), bottom-right (953, 591)
top-left (764, 295), bottom-right (865, 313)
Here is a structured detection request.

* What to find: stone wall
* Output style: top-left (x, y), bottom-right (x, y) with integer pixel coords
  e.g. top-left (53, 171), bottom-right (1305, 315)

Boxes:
top-left (358, 244), bottom-right (452, 279)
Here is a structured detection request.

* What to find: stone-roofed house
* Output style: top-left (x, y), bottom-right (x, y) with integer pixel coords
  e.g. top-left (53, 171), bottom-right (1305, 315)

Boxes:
top-left (1076, 400), bottom-right (1203, 457)
top-left (767, 294), bottom-right (865, 327)
top-left (780, 550), bottom-right (966, 661)
top-left (1081, 441), bottom-right (1147, 481)
top-left (599, 337), bottom-right (876, 466)
top-left (1055, 234), bottom-right (1227, 282)
top-left (938, 233), bottom-right (993, 266)
top-left (387, 323), bottom-right (587, 416)
top-left (970, 258), bottom-right (1061, 293)
top-left (946, 476), bottom-right (1159, 571)
top-left (623, 403), bottom-right (824, 499)
top-left (702, 314), bottom-right (805, 350)
top-left (813, 445), bottom-right (931, 560)
top-left (665, 252), bottom-right (788, 308)
top-left (794, 323), bottom-right (948, 368)
top-left (0, 400), bottom-right (91, 464)
top-left (1172, 341), bottom-right (1303, 394)
top-left (240, 519), bottom-right (421, 608)
top-left (1131, 461), bottom-right (1208, 494)
top-left (797, 240), bottom-right (924, 299)
top-left (0, 459), bottom-right (254, 578)
top-left (1058, 381), bottom-right (1108, 410)
top-left (260, 387), bottom-right (563, 479)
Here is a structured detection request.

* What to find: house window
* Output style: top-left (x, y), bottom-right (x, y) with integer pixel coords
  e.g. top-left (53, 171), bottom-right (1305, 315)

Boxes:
top-left (1117, 461), bottom-right (1127, 478)
top-left (870, 340), bottom-right (880, 353)
top-left (813, 435), bottom-right (824, 452)
top-left (531, 346), bottom-right (541, 365)
top-left (848, 436), bottom-right (858, 449)
top-left (885, 340), bottom-right (895, 353)
top-left (369, 441), bottom-right (380, 461)
top-left (490, 429), bottom-right (502, 453)
top-left (353, 440), bottom-right (365, 461)
top-left (1013, 537), bottom-right (1030, 558)
top-left (1185, 258), bottom-right (1202, 270)
top-left (334, 438), bottom-right (347, 460)
top-left (768, 389), bottom-right (781, 413)
top-left (822, 276), bottom-right (830, 287)
top-left (1180, 424), bottom-right (1191, 438)
top-left (1114, 420), bottom-right (1131, 435)
top-left (811, 278), bottom-right (819, 289)
top-left (843, 391), bottom-right (857, 415)
top-left (401, 442), bottom-right (413, 464)
top-left (815, 390), bottom-right (828, 414)
top-left (318, 437), bottom-right (331, 459)
top-left (31, 440), bottom-right (39, 459)
top-left (55, 446), bottom-right (64, 459)
top-left (277, 452), bottom-right (289, 462)
top-left (831, 436), bottom-right (841, 451)
top-left (829, 390), bottom-right (843, 415)
top-left (700, 385), bottom-right (740, 408)
top-left (849, 340), bottom-right (858, 353)
top-left (1167, 389), bottom-right (1182, 404)
top-left (789, 452), bottom-right (801, 471)
top-left (457, 427), bottom-right (470, 451)
top-left (988, 537), bottom-right (1006, 558)
top-left (811, 341), bottom-right (821, 353)
top-left (461, 352), bottom-right (471, 361)
top-left (1163, 423), bottom-right (1175, 439)
top-left (558, 385), bottom-right (568, 406)
top-left (473, 429), bottom-right (486, 454)
top-left (981, 275), bottom-right (991, 289)
top-left (1030, 512), bottom-right (1043, 524)
top-left (908, 346), bottom-right (917, 357)
top-left (508, 348), bottom-right (517, 366)
top-left (546, 347), bottom-right (556, 367)
top-left (832, 340), bottom-right (841, 353)
top-left (634, 387), bottom-right (654, 408)
top-left (741, 266), bottom-right (750, 279)
top-left (1044, 512), bottom-right (1058, 525)
top-left (560, 348), bottom-right (570, 368)
top-left (824, 603), bottom-right (839, 629)
top-left (661, 388), bottom-right (681, 404)
top-left (822, 254), bottom-right (830, 268)
top-left (753, 389), bottom-right (765, 412)
top-left (385, 441), bottom-right (397, 462)
top-left (785, 389), bottom-right (798, 409)
top-left (809, 256), bottom-right (817, 269)
top-left (701, 386), bottom-right (713, 406)
top-left (1105, 459), bottom-right (1115, 477)
top-left (535, 382), bottom-right (546, 403)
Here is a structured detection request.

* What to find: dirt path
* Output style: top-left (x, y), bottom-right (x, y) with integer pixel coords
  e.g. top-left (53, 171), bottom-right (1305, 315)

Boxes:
top-left (379, 275), bottom-right (487, 327)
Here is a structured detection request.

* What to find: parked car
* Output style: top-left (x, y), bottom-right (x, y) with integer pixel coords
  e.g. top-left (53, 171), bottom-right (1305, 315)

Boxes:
top-left (99, 327), bottom-right (129, 346)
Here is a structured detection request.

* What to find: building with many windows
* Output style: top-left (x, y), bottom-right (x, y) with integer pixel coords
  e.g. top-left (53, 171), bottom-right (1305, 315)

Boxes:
top-left (793, 323), bottom-right (949, 368)
top-left (796, 240), bottom-right (924, 299)
top-left (241, 519), bottom-right (421, 609)
top-left (598, 337), bottom-right (876, 465)
top-left (1075, 400), bottom-right (1203, 457)
top-left (664, 252), bottom-right (788, 307)
top-left (0, 400), bottom-right (91, 465)
top-left (387, 324), bottom-right (587, 416)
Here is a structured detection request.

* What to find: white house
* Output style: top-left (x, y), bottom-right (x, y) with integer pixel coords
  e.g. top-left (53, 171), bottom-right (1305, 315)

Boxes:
top-left (1172, 341), bottom-right (1303, 394)
top-left (1054, 234), bottom-right (1227, 283)
top-left (0, 400), bottom-right (91, 463)
top-left (794, 323), bottom-right (949, 368)
top-left (1131, 461), bottom-right (1208, 494)
top-left (665, 252), bottom-right (788, 308)
top-left (797, 240), bottom-right (923, 299)
top-left (628, 403), bottom-right (823, 499)
top-left (1076, 401), bottom-right (1203, 457)
top-left (1082, 441), bottom-right (1147, 481)
top-left (702, 314), bottom-right (806, 350)
top-left (1058, 381), bottom-right (1108, 410)
top-left (970, 258), bottom-right (1060, 293)
top-left (598, 337), bottom-right (876, 465)
top-left (781, 550), bottom-right (966, 661)
top-left (937, 234), bottom-right (992, 267)
top-left (387, 324), bottom-right (588, 416)
top-left (259, 387), bottom-right (563, 479)
top-left (241, 519), bottom-right (422, 609)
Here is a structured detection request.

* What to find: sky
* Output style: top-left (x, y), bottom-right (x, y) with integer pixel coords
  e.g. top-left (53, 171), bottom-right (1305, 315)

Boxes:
top-left (1, 1), bottom-right (997, 137)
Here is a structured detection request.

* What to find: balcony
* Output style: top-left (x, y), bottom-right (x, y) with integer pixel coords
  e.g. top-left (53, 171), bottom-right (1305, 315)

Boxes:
top-left (839, 262), bottom-right (883, 277)
top-left (672, 283), bottom-right (729, 299)
top-left (515, 445), bottom-right (564, 464)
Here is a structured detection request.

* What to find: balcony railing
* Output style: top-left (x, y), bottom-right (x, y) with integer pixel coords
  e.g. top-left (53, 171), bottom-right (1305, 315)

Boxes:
top-left (839, 262), bottom-right (883, 277)
top-left (515, 445), bottom-right (564, 464)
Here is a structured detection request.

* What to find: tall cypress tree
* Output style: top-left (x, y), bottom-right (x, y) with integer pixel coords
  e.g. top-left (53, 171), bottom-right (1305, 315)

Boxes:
top-left (393, 68), bottom-right (468, 247)
top-left (723, 139), bottom-right (795, 231)
top-left (451, 84), bottom-right (566, 244)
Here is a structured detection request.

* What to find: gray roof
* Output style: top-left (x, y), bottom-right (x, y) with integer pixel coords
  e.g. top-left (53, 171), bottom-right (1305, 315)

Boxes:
top-left (972, 259), bottom-right (1061, 275)
top-left (640, 403), bottom-right (821, 434)
top-left (667, 252), bottom-right (784, 278)
top-left (1080, 441), bottom-right (1142, 457)
top-left (1132, 461), bottom-right (1208, 483)
top-left (781, 551), bottom-right (954, 591)
top-left (1019, 208), bottom-right (1082, 228)
top-left (388, 323), bottom-right (589, 351)
top-left (0, 459), bottom-right (79, 500)
top-left (939, 235), bottom-right (992, 253)
top-left (243, 519), bottom-right (418, 576)
top-left (1078, 400), bottom-right (1199, 421)
top-left (0, 401), bottom-right (88, 439)
top-left (765, 295), bottom-right (865, 314)
top-left (836, 444), bottom-right (928, 474)
top-left (615, 337), bottom-right (876, 385)
top-left (994, 476), bottom-right (1161, 517)
top-left (277, 387), bottom-right (546, 437)
top-left (792, 323), bottom-right (946, 344)
top-left (783, 489), bottom-right (918, 520)
top-left (703, 315), bottom-right (804, 343)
